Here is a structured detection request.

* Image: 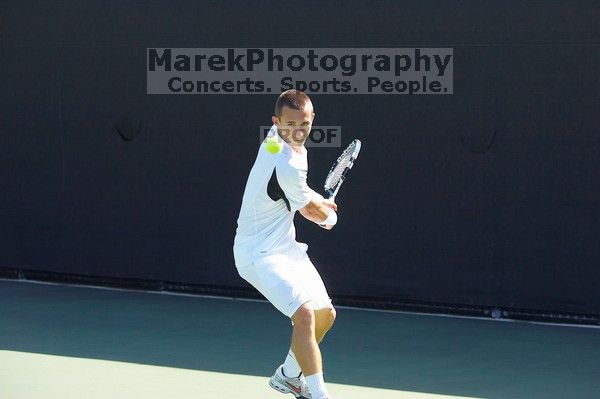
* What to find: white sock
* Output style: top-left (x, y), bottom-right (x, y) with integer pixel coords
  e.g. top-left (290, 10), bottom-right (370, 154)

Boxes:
top-left (282, 349), bottom-right (302, 378)
top-left (305, 372), bottom-right (329, 399)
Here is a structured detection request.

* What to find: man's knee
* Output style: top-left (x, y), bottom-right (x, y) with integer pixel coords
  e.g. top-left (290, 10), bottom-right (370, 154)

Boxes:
top-left (292, 303), bottom-right (315, 329)
top-left (316, 306), bottom-right (336, 329)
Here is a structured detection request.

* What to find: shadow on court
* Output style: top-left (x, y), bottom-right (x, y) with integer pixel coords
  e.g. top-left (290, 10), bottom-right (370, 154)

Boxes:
top-left (0, 280), bottom-right (599, 399)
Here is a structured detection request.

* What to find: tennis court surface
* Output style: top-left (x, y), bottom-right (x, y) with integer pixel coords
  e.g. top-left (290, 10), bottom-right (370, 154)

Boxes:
top-left (1, 279), bottom-right (599, 399)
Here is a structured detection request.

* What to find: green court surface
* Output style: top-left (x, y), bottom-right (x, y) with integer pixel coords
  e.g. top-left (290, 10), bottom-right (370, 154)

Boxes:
top-left (1, 280), bottom-right (599, 399)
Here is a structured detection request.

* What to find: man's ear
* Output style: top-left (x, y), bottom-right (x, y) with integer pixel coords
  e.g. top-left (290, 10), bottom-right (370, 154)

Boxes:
top-left (272, 115), bottom-right (280, 125)
top-left (311, 112), bottom-right (316, 123)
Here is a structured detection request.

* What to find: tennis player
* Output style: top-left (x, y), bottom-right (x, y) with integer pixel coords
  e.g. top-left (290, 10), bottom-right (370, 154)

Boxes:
top-left (233, 90), bottom-right (338, 399)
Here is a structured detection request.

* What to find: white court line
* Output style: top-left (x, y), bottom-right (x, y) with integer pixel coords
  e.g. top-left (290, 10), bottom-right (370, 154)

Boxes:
top-left (1, 277), bottom-right (598, 330)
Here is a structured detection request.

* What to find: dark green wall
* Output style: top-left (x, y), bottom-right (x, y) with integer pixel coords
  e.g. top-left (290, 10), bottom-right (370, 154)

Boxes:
top-left (1, 1), bottom-right (598, 315)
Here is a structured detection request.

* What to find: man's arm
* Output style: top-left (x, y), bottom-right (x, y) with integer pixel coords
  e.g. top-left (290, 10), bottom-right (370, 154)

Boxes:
top-left (299, 197), bottom-right (338, 230)
top-left (273, 161), bottom-right (338, 229)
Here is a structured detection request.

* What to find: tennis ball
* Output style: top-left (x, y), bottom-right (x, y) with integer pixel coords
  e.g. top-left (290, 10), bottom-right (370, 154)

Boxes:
top-left (264, 136), bottom-right (283, 154)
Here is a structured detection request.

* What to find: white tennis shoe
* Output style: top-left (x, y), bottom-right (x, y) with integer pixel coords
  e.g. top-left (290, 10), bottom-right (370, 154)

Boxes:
top-left (269, 365), bottom-right (311, 399)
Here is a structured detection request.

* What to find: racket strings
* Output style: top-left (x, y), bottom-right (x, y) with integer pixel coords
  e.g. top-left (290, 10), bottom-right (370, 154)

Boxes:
top-left (324, 144), bottom-right (356, 190)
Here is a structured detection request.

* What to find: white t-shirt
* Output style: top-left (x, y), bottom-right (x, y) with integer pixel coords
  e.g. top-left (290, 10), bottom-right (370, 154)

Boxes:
top-left (233, 125), bottom-right (316, 267)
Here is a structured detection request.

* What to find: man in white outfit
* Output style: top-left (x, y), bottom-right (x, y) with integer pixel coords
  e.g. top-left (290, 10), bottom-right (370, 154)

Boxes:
top-left (234, 90), bottom-right (339, 399)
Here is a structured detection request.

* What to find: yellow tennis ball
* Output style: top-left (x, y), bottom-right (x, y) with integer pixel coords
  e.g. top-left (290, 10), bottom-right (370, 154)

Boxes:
top-left (264, 136), bottom-right (283, 154)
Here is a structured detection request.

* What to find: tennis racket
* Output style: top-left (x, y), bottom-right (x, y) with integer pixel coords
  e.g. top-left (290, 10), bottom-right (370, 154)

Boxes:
top-left (324, 139), bottom-right (361, 200)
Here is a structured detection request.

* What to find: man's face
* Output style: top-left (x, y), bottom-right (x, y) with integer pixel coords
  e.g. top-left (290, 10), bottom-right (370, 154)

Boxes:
top-left (272, 103), bottom-right (315, 145)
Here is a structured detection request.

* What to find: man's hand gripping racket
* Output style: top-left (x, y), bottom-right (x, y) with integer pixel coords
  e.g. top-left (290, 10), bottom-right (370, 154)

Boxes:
top-left (319, 139), bottom-right (362, 228)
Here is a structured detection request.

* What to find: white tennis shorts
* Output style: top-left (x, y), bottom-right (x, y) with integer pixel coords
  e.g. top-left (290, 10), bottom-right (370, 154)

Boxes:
top-left (236, 247), bottom-right (333, 318)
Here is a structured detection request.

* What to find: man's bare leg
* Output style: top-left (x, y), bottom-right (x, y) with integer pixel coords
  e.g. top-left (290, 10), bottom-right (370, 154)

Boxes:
top-left (291, 303), bottom-right (321, 375)
top-left (281, 306), bottom-right (337, 381)
top-left (287, 304), bottom-right (337, 398)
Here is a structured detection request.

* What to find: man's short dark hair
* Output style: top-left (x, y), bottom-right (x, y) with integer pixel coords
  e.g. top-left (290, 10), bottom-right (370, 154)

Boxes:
top-left (274, 89), bottom-right (311, 117)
